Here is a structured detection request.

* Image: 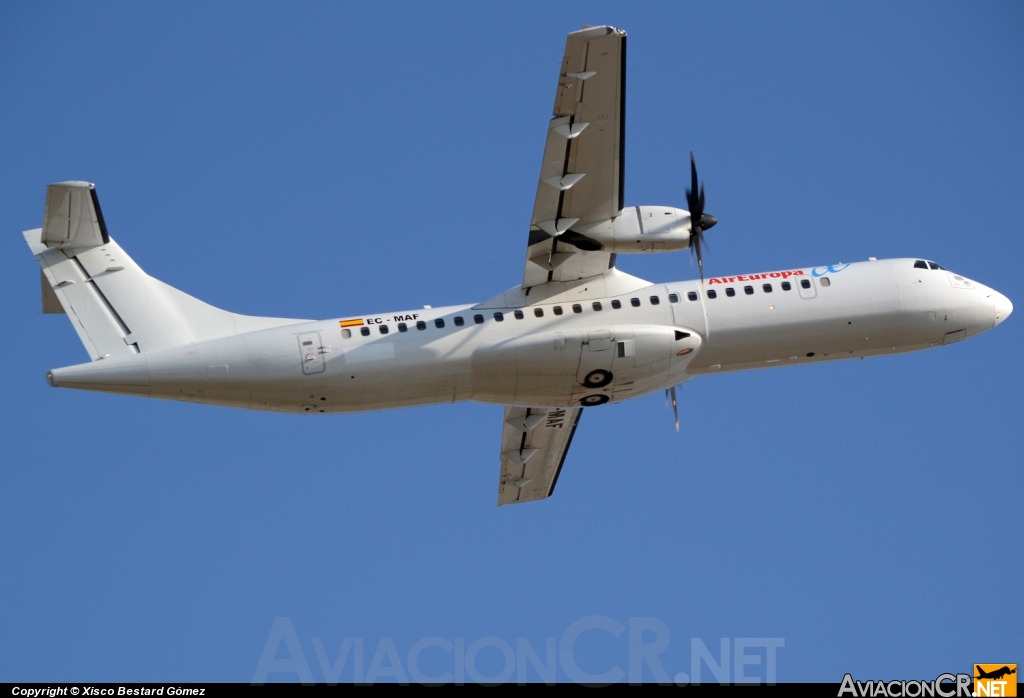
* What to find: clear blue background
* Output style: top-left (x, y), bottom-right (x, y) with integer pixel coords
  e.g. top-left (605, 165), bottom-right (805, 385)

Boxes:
top-left (1, 1), bottom-right (1020, 683)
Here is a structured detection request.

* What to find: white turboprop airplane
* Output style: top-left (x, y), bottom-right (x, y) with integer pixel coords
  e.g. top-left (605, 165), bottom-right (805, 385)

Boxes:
top-left (25, 26), bottom-right (1011, 505)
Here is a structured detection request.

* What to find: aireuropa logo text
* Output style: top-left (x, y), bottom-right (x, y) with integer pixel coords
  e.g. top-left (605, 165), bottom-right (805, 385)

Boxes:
top-left (250, 616), bottom-right (784, 685)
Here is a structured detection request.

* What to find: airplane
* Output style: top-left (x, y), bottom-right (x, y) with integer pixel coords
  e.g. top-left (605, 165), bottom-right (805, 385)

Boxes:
top-left (23, 26), bottom-right (1012, 506)
top-left (975, 666), bottom-right (1016, 681)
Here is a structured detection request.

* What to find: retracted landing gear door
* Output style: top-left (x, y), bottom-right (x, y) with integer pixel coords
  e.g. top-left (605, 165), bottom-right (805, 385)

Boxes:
top-left (574, 329), bottom-right (616, 404)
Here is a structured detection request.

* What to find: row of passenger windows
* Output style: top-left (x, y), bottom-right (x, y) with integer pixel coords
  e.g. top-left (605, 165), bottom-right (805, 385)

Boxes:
top-left (694, 278), bottom-right (818, 300)
top-left (341, 294), bottom-right (679, 337)
top-left (341, 280), bottom-right (824, 338)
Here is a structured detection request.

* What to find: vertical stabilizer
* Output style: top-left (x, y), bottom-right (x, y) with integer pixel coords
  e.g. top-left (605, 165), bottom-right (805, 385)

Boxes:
top-left (26, 182), bottom-right (305, 361)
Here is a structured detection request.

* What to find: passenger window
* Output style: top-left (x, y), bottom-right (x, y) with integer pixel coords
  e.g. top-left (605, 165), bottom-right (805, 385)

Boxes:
top-left (820, 277), bottom-right (831, 287)
top-left (611, 299), bottom-right (621, 309)
top-left (725, 287), bottom-right (736, 297)
top-left (744, 286), bottom-right (754, 295)
top-left (553, 306), bottom-right (564, 315)
top-left (572, 304), bottom-right (582, 314)
top-left (630, 298), bottom-right (641, 307)
top-left (592, 301), bottom-right (602, 311)
top-left (800, 279), bottom-right (811, 289)
top-left (650, 296), bottom-right (660, 305)
top-left (474, 314), bottom-right (484, 324)
top-left (435, 318), bottom-right (445, 328)
top-left (914, 260), bottom-right (928, 269)
top-left (360, 327), bottom-right (370, 336)
top-left (342, 329), bottom-right (352, 338)
top-left (763, 283), bottom-right (773, 293)
top-left (669, 293), bottom-right (680, 303)
top-left (534, 308), bottom-right (544, 317)
top-left (687, 291), bottom-right (698, 301)
top-left (397, 323), bottom-right (407, 332)
top-left (494, 312), bottom-right (504, 322)
top-left (514, 310), bottom-right (524, 319)
top-left (781, 281), bottom-right (792, 291)
top-left (380, 325), bottom-right (389, 334)
top-left (706, 289), bottom-right (717, 299)
top-left (416, 320), bottom-right (427, 330)
top-left (454, 316), bottom-right (464, 326)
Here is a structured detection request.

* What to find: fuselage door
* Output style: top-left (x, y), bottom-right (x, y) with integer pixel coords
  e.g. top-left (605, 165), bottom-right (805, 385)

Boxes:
top-left (298, 332), bottom-right (326, 375)
top-left (798, 277), bottom-right (818, 299)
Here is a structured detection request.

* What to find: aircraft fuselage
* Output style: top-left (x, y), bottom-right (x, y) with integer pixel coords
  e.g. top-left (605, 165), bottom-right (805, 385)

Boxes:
top-left (47, 257), bottom-right (1011, 413)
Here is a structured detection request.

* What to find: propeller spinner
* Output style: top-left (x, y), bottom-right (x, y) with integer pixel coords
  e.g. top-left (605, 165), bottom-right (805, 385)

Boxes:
top-left (686, 152), bottom-right (717, 285)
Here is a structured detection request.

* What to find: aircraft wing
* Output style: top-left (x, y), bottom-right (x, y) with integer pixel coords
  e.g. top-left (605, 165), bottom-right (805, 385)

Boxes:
top-left (498, 406), bottom-right (583, 506)
top-left (522, 26), bottom-right (626, 289)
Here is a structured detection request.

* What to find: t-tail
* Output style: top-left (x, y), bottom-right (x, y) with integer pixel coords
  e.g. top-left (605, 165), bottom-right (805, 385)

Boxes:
top-left (24, 181), bottom-right (304, 392)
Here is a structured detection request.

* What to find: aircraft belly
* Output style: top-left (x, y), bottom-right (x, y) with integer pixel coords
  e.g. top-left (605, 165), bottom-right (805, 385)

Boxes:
top-left (473, 330), bottom-right (583, 406)
top-left (696, 295), bottom-right (904, 372)
top-left (471, 323), bottom-right (699, 407)
top-left (137, 324), bottom-right (473, 413)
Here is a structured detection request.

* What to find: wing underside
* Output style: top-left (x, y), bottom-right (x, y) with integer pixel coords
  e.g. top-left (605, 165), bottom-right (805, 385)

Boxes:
top-left (498, 406), bottom-right (583, 506)
top-left (522, 26), bottom-right (626, 289)
top-left (497, 27), bottom-right (627, 506)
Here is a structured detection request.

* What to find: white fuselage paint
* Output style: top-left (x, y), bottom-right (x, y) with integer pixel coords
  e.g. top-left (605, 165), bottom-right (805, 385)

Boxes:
top-left (48, 258), bottom-right (1011, 413)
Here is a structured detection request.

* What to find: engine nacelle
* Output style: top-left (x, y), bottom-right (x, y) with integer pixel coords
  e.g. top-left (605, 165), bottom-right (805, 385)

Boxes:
top-left (566, 206), bottom-right (692, 253)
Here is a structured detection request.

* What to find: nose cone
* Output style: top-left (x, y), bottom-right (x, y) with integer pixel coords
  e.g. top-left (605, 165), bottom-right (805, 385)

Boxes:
top-left (994, 292), bottom-right (1013, 326)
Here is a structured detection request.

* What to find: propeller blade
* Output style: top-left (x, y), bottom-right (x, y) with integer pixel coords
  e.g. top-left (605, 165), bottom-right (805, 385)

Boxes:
top-left (686, 152), bottom-right (703, 220)
top-left (686, 152), bottom-right (711, 287)
top-left (693, 227), bottom-right (704, 286)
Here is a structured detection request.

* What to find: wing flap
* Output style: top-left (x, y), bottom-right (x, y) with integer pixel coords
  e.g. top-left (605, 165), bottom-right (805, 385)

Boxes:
top-left (498, 406), bottom-right (583, 506)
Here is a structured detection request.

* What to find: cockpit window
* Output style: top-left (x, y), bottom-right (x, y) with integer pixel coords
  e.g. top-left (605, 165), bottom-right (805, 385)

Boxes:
top-left (927, 261), bottom-right (946, 270)
top-left (914, 260), bottom-right (928, 269)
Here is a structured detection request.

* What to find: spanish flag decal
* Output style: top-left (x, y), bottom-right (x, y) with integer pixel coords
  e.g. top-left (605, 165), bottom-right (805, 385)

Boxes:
top-left (339, 319), bottom-right (364, 328)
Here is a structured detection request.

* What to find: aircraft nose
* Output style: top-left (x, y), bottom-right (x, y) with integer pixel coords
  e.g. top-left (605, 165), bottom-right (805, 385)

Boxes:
top-left (993, 292), bottom-right (1013, 326)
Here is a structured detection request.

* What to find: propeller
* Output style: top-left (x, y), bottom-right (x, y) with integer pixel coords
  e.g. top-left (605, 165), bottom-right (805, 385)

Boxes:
top-left (664, 386), bottom-right (679, 432)
top-left (686, 152), bottom-right (717, 285)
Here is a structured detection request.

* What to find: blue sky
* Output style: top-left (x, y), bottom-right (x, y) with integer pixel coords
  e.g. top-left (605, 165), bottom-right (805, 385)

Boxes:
top-left (1, 1), bottom-right (1021, 684)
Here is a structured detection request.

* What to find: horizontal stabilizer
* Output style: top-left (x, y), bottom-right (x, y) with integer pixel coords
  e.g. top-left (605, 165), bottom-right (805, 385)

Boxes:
top-left (41, 182), bottom-right (109, 249)
top-left (41, 270), bottom-right (65, 314)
